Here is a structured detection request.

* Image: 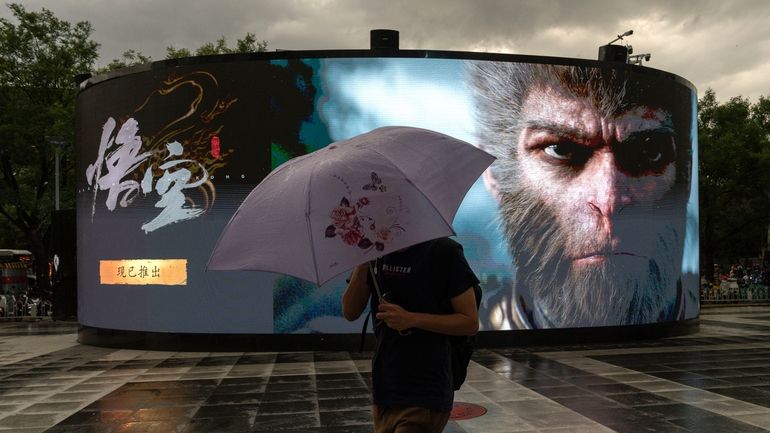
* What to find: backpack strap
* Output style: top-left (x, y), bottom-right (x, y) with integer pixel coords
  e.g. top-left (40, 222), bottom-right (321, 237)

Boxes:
top-left (359, 311), bottom-right (370, 353)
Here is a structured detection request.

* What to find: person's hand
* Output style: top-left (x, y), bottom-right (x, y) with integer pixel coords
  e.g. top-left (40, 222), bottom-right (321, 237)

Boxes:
top-left (376, 301), bottom-right (415, 332)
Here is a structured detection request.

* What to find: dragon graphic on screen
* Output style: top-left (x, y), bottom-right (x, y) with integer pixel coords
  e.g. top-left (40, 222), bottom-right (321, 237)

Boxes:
top-left (84, 71), bottom-right (235, 233)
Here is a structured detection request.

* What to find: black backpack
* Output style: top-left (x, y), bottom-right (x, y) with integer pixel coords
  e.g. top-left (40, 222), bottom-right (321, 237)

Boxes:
top-left (450, 283), bottom-right (482, 390)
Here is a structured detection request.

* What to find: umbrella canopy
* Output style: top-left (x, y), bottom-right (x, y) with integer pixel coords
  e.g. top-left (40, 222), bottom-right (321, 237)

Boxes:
top-left (207, 126), bottom-right (494, 285)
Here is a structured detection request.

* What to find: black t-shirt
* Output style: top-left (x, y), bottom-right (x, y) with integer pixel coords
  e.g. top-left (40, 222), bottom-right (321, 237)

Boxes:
top-left (368, 237), bottom-right (479, 412)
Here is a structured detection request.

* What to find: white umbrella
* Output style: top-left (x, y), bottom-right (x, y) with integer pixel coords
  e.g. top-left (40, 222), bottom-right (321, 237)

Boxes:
top-left (207, 126), bottom-right (494, 285)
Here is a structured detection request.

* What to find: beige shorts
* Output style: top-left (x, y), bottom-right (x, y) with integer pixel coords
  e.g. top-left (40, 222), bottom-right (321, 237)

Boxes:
top-left (372, 404), bottom-right (451, 433)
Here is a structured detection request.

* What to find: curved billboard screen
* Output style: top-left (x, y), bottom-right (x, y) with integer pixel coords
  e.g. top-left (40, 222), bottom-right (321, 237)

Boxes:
top-left (76, 53), bottom-right (699, 334)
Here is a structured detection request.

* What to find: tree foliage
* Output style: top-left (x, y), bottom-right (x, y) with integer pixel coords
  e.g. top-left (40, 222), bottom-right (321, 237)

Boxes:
top-left (167, 33), bottom-right (268, 58)
top-left (100, 48), bottom-right (152, 71)
top-left (698, 89), bottom-right (770, 277)
top-left (0, 3), bottom-right (98, 287)
top-left (101, 33), bottom-right (269, 71)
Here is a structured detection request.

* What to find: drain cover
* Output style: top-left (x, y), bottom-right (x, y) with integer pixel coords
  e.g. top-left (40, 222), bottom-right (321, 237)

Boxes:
top-left (450, 402), bottom-right (487, 420)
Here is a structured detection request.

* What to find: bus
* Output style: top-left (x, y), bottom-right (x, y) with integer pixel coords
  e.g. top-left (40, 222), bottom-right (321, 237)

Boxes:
top-left (0, 249), bottom-right (33, 294)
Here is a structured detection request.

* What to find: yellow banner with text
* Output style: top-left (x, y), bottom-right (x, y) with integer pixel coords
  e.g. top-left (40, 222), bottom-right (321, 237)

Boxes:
top-left (99, 259), bottom-right (187, 285)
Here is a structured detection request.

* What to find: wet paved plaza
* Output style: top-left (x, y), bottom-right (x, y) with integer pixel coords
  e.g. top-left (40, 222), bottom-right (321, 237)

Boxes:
top-left (2, 306), bottom-right (770, 432)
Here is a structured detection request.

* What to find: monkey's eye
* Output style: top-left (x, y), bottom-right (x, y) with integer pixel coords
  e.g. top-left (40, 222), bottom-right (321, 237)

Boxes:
top-left (543, 144), bottom-right (572, 160)
top-left (541, 141), bottom-right (591, 166)
top-left (642, 146), bottom-right (662, 163)
top-left (615, 131), bottom-right (675, 176)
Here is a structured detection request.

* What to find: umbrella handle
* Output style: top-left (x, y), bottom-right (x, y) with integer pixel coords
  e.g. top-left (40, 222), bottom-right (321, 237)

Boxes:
top-left (369, 261), bottom-right (385, 300)
top-left (369, 261), bottom-right (412, 337)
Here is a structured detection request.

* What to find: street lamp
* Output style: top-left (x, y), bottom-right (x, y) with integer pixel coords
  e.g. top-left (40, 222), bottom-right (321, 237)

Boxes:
top-left (55, 142), bottom-right (60, 211)
top-left (46, 137), bottom-right (65, 211)
top-left (608, 30), bottom-right (634, 45)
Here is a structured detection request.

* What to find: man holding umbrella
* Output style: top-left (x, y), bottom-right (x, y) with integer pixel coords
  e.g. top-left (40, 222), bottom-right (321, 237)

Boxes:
top-left (343, 237), bottom-right (480, 433)
top-left (208, 126), bottom-right (493, 431)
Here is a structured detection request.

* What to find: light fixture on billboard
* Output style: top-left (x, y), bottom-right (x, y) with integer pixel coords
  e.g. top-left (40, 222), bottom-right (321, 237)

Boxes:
top-left (629, 53), bottom-right (652, 65)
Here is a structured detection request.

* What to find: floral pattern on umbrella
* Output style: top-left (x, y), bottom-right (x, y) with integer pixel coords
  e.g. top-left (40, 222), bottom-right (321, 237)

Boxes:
top-left (324, 172), bottom-right (404, 252)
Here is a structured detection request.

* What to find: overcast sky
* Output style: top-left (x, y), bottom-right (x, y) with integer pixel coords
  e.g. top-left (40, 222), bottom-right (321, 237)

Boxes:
top-left (4, 0), bottom-right (768, 101)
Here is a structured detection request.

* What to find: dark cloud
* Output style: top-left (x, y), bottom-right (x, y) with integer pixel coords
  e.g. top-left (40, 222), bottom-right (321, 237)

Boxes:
top-left (2, 0), bottom-right (768, 100)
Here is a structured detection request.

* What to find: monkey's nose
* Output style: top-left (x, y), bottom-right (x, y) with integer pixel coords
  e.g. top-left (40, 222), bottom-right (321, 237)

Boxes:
top-left (586, 155), bottom-right (632, 218)
top-left (587, 188), bottom-right (632, 217)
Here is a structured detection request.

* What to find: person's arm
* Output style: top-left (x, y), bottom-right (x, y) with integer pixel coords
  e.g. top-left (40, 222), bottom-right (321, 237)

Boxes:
top-left (375, 286), bottom-right (479, 336)
top-left (342, 263), bottom-right (371, 321)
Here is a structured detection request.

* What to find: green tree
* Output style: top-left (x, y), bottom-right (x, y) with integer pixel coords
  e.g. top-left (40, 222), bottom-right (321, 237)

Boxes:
top-left (101, 48), bottom-right (152, 71)
top-left (99, 33), bottom-right (269, 71)
top-left (699, 89), bottom-right (770, 279)
top-left (167, 33), bottom-right (268, 58)
top-left (0, 4), bottom-right (98, 289)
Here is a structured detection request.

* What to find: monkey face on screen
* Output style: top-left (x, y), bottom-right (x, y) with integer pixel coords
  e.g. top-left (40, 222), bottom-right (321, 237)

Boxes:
top-left (472, 62), bottom-right (692, 329)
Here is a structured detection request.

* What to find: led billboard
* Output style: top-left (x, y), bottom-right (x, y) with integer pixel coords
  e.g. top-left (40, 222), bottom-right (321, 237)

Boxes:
top-left (76, 52), bottom-right (698, 335)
